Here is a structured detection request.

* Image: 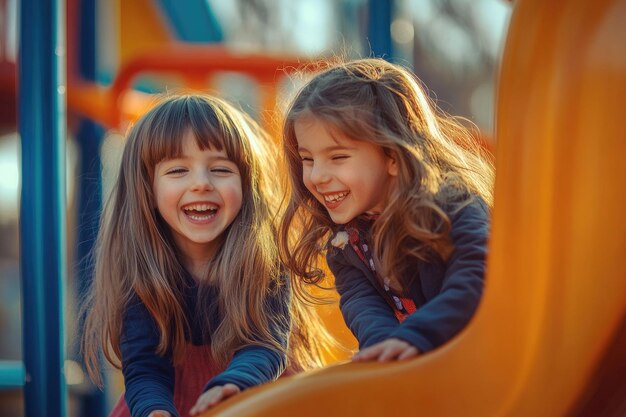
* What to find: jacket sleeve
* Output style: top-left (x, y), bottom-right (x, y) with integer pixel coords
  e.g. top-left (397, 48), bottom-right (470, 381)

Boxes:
top-left (202, 276), bottom-right (289, 392)
top-left (327, 249), bottom-right (400, 349)
top-left (390, 199), bottom-right (490, 353)
top-left (120, 297), bottom-right (179, 417)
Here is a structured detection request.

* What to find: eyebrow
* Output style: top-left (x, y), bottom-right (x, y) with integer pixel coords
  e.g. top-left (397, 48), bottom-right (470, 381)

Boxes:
top-left (211, 156), bottom-right (236, 163)
top-left (167, 151), bottom-right (232, 160)
top-left (297, 145), bottom-right (355, 153)
top-left (159, 154), bottom-right (235, 165)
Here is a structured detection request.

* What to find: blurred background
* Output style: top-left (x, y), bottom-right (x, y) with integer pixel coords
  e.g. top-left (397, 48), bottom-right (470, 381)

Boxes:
top-left (0, 0), bottom-right (511, 415)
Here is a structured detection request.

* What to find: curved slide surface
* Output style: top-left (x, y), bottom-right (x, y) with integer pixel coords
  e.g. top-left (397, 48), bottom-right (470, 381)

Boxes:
top-left (201, 0), bottom-right (626, 415)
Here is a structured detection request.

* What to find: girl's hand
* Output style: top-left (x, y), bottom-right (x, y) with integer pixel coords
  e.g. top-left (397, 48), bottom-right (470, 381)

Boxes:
top-left (148, 411), bottom-right (172, 417)
top-left (352, 338), bottom-right (419, 362)
top-left (189, 383), bottom-right (241, 416)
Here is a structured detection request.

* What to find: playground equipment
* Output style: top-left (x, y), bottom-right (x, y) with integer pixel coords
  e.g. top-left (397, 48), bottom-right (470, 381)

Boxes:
top-left (7, 0), bottom-right (625, 416)
top-left (195, 0), bottom-right (626, 415)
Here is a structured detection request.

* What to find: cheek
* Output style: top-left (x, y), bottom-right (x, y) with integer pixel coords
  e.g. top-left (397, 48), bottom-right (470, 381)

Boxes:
top-left (152, 183), bottom-right (166, 212)
top-left (301, 166), bottom-right (315, 191)
top-left (154, 189), bottom-right (175, 219)
top-left (224, 179), bottom-right (243, 211)
top-left (234, 189), bottom-right (243, 213)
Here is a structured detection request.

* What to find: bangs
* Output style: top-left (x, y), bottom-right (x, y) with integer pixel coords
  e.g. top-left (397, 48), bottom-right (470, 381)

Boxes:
top-left (290, 105), bottom-right (375, 146)
top-left (139, 95), bottom-right (245, 170)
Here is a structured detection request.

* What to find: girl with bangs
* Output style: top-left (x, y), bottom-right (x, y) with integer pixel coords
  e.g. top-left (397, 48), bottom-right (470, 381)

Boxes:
top-left (279, 58), bottom-right (494, 362)
top-left (82, 94), bottom-right (326, 417)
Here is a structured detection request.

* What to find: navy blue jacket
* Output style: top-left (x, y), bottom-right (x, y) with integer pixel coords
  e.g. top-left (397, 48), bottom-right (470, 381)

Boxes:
top-left (120, 273), bottom-right (289, 417)
top-left (326, 198), bottom-right (489, 353)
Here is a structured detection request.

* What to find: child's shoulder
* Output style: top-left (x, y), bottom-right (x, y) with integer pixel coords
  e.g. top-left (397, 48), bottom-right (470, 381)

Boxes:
top-left (443, 194), bottom-right (490, 244)
top-left (436, 188), bottom-right (489, 219)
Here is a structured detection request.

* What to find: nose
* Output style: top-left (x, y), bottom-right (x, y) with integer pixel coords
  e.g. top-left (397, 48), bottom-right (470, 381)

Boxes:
top-left (190, 169), bottom-right (214, 192)
top-left (308, 161), bottom-right (331, 186)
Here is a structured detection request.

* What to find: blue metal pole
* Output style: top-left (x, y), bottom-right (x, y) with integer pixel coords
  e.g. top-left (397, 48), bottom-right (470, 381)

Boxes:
top-left (368, 0), bottom-right (394, 59)
top-left (74, 1), bottom-right (106, 415)
top-left (157, 0), bottom-right (224, 42)
top-left (18, 0), bottom-right (67, 415)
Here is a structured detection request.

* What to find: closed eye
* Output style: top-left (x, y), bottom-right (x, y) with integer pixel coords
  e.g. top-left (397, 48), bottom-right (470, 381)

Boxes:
top-left (300, 156), bottom-right (313, 163)
top-left (211, 167), bottom-right (236, 175)
top-left (331, 155), bottom-right (349, 161)
top-left (166, 168), bottom-right (188, 175)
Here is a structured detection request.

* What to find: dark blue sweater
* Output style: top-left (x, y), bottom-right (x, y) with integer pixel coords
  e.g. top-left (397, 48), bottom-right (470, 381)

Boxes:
top-left (326, 198), bottom-right (489, 353)
top-left (119, 274), bottom-right (289, 417)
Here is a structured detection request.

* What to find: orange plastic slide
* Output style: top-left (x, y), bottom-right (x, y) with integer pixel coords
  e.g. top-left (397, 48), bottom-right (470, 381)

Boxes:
top-left (199, 0), bottom-right (626, 415)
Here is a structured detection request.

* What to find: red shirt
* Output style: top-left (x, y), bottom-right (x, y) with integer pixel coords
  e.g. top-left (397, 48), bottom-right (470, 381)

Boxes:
top-left (344, 217), bottom-right (417, 322)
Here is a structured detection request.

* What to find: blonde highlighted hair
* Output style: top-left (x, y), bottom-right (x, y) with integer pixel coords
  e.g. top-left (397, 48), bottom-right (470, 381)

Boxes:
top-left (279, 58), bottom-right (494, 294)
top-left (82, 93), bottom-right (326, 385)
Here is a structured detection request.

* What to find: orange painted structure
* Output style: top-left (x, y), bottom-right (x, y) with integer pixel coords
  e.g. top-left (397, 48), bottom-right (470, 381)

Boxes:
top-left (195, 0), bottom-right (626, 415)
top-left (7, 0), bottom-right (623, 414)
top-left (65, 0), bottom-right (311, 140)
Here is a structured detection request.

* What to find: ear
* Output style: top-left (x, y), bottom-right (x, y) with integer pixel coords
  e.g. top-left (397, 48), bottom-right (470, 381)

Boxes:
top-left (387, 152), bottom-right (399, 177)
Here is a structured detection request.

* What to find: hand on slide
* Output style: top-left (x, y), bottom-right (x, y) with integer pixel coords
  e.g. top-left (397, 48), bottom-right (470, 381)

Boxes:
top-left (189, 383), bottom-right (241, 416)
top-left (352, 338), bottom-right (419, 362)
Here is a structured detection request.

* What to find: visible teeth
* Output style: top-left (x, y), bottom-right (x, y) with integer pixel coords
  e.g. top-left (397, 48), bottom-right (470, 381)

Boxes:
top-left (183, 203), bottom-right (218, 212)
top-left (324, 192), bottom-right (348, 203)
top-left (188, 213), bottom-right (215, 221)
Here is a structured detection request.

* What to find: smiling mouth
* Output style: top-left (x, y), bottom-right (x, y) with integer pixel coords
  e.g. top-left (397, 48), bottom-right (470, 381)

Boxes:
top-left (183, 203), bottom-right (218, 221)
top-left (323, 191), bottom-right (349, 204)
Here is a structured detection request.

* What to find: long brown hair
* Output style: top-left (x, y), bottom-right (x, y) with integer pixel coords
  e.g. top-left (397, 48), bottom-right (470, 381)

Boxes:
top-left (279, 58), bottom-right (494, 294)
top-left (82, 94), bottom-right (325, 385)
